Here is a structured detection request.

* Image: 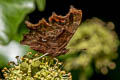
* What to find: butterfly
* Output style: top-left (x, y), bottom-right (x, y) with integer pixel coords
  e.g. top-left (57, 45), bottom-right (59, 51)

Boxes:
top-left (21, 6), bottom-right (82, 57)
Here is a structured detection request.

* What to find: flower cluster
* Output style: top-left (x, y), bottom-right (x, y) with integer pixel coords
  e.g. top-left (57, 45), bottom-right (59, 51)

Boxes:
top-left (2, 52), bottom-right (72, 80)
top-left (64, 17), bottom-right (119, 79)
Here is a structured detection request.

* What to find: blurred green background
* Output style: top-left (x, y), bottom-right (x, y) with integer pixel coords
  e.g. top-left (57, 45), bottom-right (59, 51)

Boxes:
top-left (0, 0), bottom-right (120, 80)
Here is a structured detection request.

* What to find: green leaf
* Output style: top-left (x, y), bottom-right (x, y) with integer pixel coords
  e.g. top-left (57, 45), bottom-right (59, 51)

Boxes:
top-left (0, 0), bottom-right (35, 45)
top-left (13, 19), bottom-right (29, 42)
top-left (0, 54), bottom-right (8, 68)
top-left (36, 0), bottom-right (46, 11)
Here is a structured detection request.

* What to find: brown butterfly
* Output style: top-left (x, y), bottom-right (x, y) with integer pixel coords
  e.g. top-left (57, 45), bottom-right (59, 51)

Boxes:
top-left (21, 6), bottom-right (82, 57)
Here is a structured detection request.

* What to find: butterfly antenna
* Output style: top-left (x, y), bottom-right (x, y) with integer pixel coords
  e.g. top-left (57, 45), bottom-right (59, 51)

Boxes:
top-left (33, 53), bottom-right (49, 61)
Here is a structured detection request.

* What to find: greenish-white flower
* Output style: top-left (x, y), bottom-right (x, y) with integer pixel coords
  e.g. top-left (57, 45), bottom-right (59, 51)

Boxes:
top-left (2, 52), bottom-right (72, 80)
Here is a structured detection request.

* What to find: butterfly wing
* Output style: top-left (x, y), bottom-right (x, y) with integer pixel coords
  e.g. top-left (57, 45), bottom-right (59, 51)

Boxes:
top-left (21, 6), bottom-right (82, 57)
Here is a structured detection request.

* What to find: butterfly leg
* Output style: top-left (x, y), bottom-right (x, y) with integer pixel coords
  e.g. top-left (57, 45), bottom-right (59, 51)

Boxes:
top-left (33, 53), bottom-right (49, 61)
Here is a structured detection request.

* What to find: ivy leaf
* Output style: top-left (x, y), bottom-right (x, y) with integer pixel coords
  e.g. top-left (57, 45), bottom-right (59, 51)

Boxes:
top-left (36, 0), bottom-right (46, 11)
top-left (0, 0), bottom-right (35, 45)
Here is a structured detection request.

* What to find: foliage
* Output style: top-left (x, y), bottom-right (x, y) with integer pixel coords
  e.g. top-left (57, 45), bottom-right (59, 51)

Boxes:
top-left (0, 0), bottom-right (46, 68)
top-left (0, 0), bottom-right (46, 45)
top-left (0, 0), bottom-right (35, 45)
top-left (36, 0), bottom-right (46, 11)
